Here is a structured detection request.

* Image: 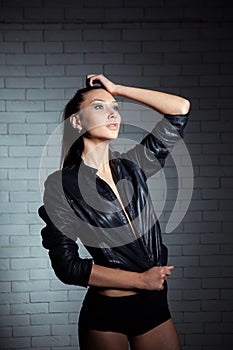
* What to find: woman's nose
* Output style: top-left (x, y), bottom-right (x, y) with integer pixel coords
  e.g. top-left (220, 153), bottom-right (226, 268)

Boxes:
top-left (108, 111), bottom-right (117, 119)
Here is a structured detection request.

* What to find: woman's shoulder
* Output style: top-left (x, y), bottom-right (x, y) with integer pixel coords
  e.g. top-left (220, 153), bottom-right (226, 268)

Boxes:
top-left (44, 165), bottom-right (79, 190)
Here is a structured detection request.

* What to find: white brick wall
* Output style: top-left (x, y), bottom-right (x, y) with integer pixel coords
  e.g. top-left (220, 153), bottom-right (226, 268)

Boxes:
top-left (0, 0), bottom-right (233, 349)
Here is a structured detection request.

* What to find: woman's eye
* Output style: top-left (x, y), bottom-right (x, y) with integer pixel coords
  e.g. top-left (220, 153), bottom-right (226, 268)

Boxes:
top-left (94, 104), bottom-right (104, 110)
top-left (113, 105), bottom-right (119, 111)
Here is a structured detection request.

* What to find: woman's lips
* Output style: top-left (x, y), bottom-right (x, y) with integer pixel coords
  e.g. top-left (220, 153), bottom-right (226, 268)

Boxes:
top-left (106, 123), bottom-right (118, 130)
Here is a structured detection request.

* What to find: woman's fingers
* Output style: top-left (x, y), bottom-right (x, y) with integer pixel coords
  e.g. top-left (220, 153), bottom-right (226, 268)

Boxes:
top-left (86, 74), bottom-right (118, 95)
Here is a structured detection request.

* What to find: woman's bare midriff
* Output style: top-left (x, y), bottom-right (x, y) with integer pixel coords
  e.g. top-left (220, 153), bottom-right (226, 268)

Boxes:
top-left (98, 289), bottom-right (138, 297)
top-left (97, 169), bottom-right (140, 299)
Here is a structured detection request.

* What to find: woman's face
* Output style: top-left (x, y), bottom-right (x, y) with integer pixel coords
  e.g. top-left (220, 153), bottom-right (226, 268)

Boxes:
top-left (77, 89), bottom-right (121, 141)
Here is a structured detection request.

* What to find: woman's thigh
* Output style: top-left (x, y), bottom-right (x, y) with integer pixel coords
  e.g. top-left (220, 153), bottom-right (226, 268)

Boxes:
top-left (129, 319), bottom-right (182, 350)
top-left (79, 328), bottom-right (129, 350)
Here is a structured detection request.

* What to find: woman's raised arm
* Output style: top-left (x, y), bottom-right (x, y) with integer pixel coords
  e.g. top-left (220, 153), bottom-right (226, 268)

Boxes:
top-left (86, 73), bottom-right (190, 116)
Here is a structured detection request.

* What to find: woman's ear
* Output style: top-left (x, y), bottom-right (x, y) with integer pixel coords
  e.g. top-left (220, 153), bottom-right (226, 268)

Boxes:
top-left (69, 113), bottom-right (82, 133)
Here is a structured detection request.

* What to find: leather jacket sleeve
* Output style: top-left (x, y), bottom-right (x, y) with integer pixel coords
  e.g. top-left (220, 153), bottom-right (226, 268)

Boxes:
top-left (122, 113), bottom-right (189, 178)
top-left (38, 172), bottom-right (93, 288)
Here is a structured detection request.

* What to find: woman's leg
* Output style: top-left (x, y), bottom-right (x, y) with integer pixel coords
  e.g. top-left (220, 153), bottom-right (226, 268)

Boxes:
top-left (79, 328), bottom-right (129, 350)
top-left (129, 319), bottom-right (182, 350)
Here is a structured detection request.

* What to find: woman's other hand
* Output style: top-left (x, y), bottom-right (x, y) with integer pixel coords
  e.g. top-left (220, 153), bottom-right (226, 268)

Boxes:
top-left (86, 74), bottom-right (119, 95)
top-left (140, 266), bottom-right (174, 291)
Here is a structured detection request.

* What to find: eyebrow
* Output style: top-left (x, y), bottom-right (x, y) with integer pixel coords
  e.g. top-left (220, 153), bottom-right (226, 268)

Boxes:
top-left (90, 99), bottom-right (118, 104)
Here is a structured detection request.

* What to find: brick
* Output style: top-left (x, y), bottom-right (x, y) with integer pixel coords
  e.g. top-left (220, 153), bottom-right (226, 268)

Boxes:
top-left (103, 41), bottom-right (140, 53)
top-left (169, 300), bottom-right (200, 312)
top-left (0, 54), bottom-right (6, 64)
top-left (0, 65), bottom-right (25, 76)
top-left (0, 337), bottom-right (30, 349)
top-left (0, 327), bottom-right (12, 337)
top-left (46, 53), bottom-right (84, 65)
top-left (143, 40), bottom-right (180, 53)
top-left (25, 42), bottom-right (63, 53)
top-left (202, 278), bottom-right (233, 289)
top-left (183, 244), bottom-right (220, 256)
top-left (0, 111), bottom-right (26, 122)
top-left (85, 0), bottom-right (124, 6)
top-left (49, 301), bottom-right (81, 313)
top-left (44, 29), bottom-right (82, 41)
top-left (0, 259), bottom-right (9, 270)
top-left (201, 256), bottom-right (233, 267)
top-left (161, 76), bottom-right (199, 88)
top-left (183, 289), bottom-right (220, 300)
top-left (65, 8), bottom-right (104, 20)
top-left (26, 65), bottom-right (65, 77)
top-left (186, 334), bottom-right (222, 346)
top-left (2, 0), bottom-right (42, 6)
top-left (10, 235), bottom-right (41, 247)
top-left (6, 77), bottom-right (43, 88)
top-left (0, 88), bottom-right (25, 100)
top-left (184, 311), bottom-right (221, 323)
top-left (11, 302), bottom-right (48, 315)
top-left (0, 42), bottom-right (23, 53)
top-left (0, 158), bottom-right (27, 168)
top-left (31, 335), bottom-right (70, 347)
top-left (0, 124), bottom-right (7, 134)
top-left (170, 278), bottom-right (201, 290)
top-left (50, 279), bottom-right (78, 291)
top-left (6, 53), bottom-right (45, 65)
top-left (13, 325), bottom-right (50, 337)
top-left (24, 7), bottom-right (64, 20)
top-left (0, 140), bottom-right (8, 153)
top-left (31, 313), bottom-right (68, 325)
top-left (84, 29), bottom-right (121, 41)
top-left (30, 268), bottom-right (55, 280)
top-left (0, 235), bottom-right (9, 246)
top-left (0, 314), bottom-right (30, 326)
top-left (0, 269), bottom-right (29, 280)
top-left (27, 135), bottom-right (50, 146)
top-left (26, 88), bottom-right (64, 100)
top-left (10, 213), bottom-right (41, 224)
top-left (25, 112), bottom-right (59, 123)
top-left (9, 123), bottom-right (46, 134)
top-left (4, 30), bottom-right (43, 42)
top-left (68, 289), bottom-right (86, 301)
top-left (51, 324), bottom-right (76, 335)
top-left (105, 64), bottom-right (142, 76)
top-left (124, 53), bottom-right (162, 64)
top-left (169, 256), bottom-right (199, 267)
top-left (0, 202), bottom-right (27, 213)
top-left (0, 224), bottom-right (29, 235)
top-left (30, 291), bottom-right (67, 303)
top-left (12, 280), bottom-right (49, 292)
top-left (10, 257), bottom-right (47, 269)
top-left (0, 292), bottom-right (29, 304)
top-left (144, 64), bottom-right (181, 76)
top-left (9, 146), bottom-right (43, 157)
top-left (45, 100), bottom-right (67, 111)
top-left (45, 76), bottom-right (82, 88)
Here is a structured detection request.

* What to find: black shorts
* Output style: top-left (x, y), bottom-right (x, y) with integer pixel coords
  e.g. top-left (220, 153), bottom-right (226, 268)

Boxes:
top-left (78, 282), bottom-right (171, 336)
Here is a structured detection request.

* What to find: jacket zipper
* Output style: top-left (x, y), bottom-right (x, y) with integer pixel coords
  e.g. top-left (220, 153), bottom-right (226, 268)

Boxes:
top-left (96, 175), bottom-right (152, 268)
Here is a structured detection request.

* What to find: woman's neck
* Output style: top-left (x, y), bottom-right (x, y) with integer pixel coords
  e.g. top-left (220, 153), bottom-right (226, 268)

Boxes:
top-left (81, 137), bottom-right (110, 170)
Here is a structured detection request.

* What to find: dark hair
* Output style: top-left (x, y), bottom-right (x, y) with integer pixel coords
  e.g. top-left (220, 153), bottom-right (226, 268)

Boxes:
top-left (60, 85), bottom-right (105, 168)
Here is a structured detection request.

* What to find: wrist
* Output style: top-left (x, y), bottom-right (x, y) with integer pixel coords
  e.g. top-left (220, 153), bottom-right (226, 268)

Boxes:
top-left (112, 84), bottom-right (124, 96)
top-left (134, 271), bottom-right (146, 290)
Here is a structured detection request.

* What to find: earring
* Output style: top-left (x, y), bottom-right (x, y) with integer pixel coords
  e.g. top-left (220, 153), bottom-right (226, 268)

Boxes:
top-left (77, 127), bottom-right (82, 134)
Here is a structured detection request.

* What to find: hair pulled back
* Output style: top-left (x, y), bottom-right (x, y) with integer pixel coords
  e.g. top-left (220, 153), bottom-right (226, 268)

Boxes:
top-left (60, 85), bottom-right (105, 168)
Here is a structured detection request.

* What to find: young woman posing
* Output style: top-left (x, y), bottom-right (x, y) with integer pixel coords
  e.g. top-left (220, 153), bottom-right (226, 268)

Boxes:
top-left (39, 74), bottom-right (190, 350)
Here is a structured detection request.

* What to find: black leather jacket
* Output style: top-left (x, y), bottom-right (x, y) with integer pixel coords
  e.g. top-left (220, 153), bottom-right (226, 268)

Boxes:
top-left (38, 113), bottom-right (189, 288)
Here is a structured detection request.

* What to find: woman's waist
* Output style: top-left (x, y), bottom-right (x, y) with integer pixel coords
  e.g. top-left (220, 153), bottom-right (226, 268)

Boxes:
top-left (97, 288), bottom-right (138, 297)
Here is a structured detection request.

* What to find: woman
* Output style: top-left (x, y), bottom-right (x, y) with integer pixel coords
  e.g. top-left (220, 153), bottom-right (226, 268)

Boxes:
top-left (39, 74), bottom-right (190, 350)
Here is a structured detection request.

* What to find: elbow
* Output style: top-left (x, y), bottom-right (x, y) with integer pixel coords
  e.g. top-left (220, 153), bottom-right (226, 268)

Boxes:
top-left (180, 99), bottom-right (191, 115)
